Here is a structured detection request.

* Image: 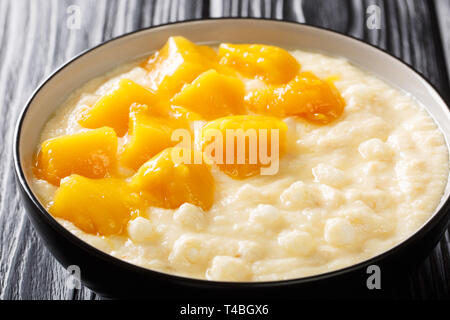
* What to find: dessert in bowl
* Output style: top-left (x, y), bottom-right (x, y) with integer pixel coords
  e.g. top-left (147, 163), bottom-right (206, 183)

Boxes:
top-left (14, 19), bottom-right (450, 297)
top-left (29, 35), bottom-right (449, 282)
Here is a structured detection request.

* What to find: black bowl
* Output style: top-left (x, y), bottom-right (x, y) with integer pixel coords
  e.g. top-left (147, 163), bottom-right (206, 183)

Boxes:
top-left (13, 19), bottom-right (450, 299)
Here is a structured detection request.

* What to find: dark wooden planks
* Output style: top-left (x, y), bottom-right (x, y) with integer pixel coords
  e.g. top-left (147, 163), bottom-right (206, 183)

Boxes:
top-left (0, 0), bottom-right (70, 300)
top-left (436, 0), bottom-right (450, 81)
top-left (0, 0), bottom-right (449, 300)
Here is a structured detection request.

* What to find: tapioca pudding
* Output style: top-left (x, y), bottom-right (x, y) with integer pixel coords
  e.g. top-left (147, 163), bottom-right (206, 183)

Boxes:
top-left (31, 37), bottom-right (449, 281)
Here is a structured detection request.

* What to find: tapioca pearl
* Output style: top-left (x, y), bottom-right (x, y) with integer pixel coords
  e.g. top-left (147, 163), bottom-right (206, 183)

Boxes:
top-left (80, 234), bottom-right (111, 252)
top-left (67, 105), bottom-right (90, 131)
top-left (237, 241), bottom-right (265, 262)
top-left (342, 83), bottom-right (382, 113)
top-left (264, 177), bottom-right (297, 196)
top-left (280, 181), bottom-right (314, 209)
top-left (414, 131), bottom-right (445, 147)
top-left (324, 218), bottom-right (355, 247)
top-left (206, 256), bottom-right (252, 281)
top-left (232, 221), bottom-right (265, 237)
top-left (143, 259), bottom-right (166, 271)
top-left (365, 116), bottom-right (390, 136)
top-left (173, 203), bottom-right (205, 231)
top-left (340, 200), bottom-right (394, 238)
top-left (355, 116), bottom-right (390, 140)
top-left (345, 189), bottom-right (393, 211)
top-left (327, 150), bottom-right (352, 169)
top-left (312, 163), bottom-right (349, 188)
top-left (358, 138), bottom-right (393, 161)
top-left (317, 184), bottom-right (345, 208)
top-left (361, 160), bottom-right (389, 175)
top-left (169, 235), bottom-right (209, 267)
top-left (403, 114), bottom-right (437, 131)
top-left (398, 179), bottom-right (426, 198)
top-left (424, 132), bottom-right (445, 147)
top-left (395, 159), bottom-right (427, 180)
top-left (410, 208), bottom-right (432, 224)
top-left (282, 182), bottom-right (343, 209)
top-left (343, 84), bottom-right (374, 110)
top-left (400, 213), bottom-right (427, 236)
top-left (127, 217), bottom-right (159, 242)
top-left (316, 116), bottom-right (389, 149)
top-left (316, 244), bottom-right (339, 261)
top-left (339, 201), bottom-right (382, 228)
top-left (278, 230), bottom-right (316, 256)
top-left (235, 184), bottom-right (262, 202)
top-left (33, 179), bottom-right (58, 205)
top-left (370, 214), bottom-right (396, 237)
top-left (387, 130), bottom-right (414, 151)
top-left (248, 204), bottom-right (284, 228)
top-left (377, 88), bottom-right (398, 102)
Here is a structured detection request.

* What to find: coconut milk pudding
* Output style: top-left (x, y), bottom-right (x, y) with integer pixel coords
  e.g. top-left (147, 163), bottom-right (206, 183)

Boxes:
top-left (31, 37), bottom-right (449, 281)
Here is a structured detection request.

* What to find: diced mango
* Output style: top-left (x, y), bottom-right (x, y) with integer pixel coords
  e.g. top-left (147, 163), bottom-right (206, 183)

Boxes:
top-left (119, 104), bottom-right (177, 171)
top-left (78, 79), bottom-right (159, 136)
top-left (129, 147), bottom-right (214, 210)
top-left (143, 36), bottom-right (219, 96)
top-left (50, 175), bottom-right (142, 236)
top-left (35, 127), bottom-right (118, 185)
top-left (201, 115), bottom-right (287, 179)
top-left (36, 38), bottom-right (350, 228)
top-left (171, 69), bottom-right (245, 120)
top-left (218, 43), bottom-right (300, 84)
top-left (245, 72), bottom-right (346, 124)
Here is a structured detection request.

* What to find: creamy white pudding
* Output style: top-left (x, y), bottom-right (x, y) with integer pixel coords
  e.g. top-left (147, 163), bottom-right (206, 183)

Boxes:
top-left (31, 46), bottom-right (449, 282)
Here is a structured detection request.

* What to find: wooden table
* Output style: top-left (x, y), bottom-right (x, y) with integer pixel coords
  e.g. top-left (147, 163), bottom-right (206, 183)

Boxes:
top-left (1, 0), bottom-right (449, 300)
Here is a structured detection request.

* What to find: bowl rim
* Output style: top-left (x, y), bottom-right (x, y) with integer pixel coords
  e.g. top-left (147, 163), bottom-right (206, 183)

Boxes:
top-left (13, 17), bottom-right (450, 288)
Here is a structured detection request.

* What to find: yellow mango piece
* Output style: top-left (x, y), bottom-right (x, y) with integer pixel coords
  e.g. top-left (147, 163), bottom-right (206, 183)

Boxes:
top-left (35, 127), bottom-right (118, 186)
top-left (119, 105), bottom-right (178, 171)
top-left (245, 72), bottom-right (346, 124)
top-left (143, 36), bottom-right (219, 96)
top-left (50, 175), bottom-right (141, 236)
top-left (201, 115), bottom-right (287, 179)
top-left (129, 147), bottom-right (214, 211)
top-left (171, 69), bottom-right (245, 120)
top-left (78, 79), bottom-right (159, 136)
top-left (218, 43), bottom-right (300, 84)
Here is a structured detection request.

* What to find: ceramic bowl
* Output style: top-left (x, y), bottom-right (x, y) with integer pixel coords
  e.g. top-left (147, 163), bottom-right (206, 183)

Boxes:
top-left (13, 19), bottom-right (450, 299)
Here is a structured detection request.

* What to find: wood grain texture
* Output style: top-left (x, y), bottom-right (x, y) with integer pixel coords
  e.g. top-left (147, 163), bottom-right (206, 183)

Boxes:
top-left (436, 0), bottom-right (450, 79)
top-left (0, 0), bottom-right (449, 300)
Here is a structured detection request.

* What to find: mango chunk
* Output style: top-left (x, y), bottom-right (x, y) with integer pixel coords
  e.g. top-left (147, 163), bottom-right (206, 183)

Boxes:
top-left (245, 72), bottom-right (346, 124)
top-left (143, 36), bottom-right (219, 96)
top-left (50, 175), bottom-right (141, 236)
top-left (201, 115), bottom-right (287, 179)
top-left (35, 127), bottom-right (118, 185)
top-left (78, 79), bottom-right (159, 136)
top-left (171, 70), bottom-right (245, 120)
top-left (218, 43), bottom-right (300, 84)
top-left (129, 147), bottom-right (214, 211)
top-left (119, 104), bottom-right (177, 171)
